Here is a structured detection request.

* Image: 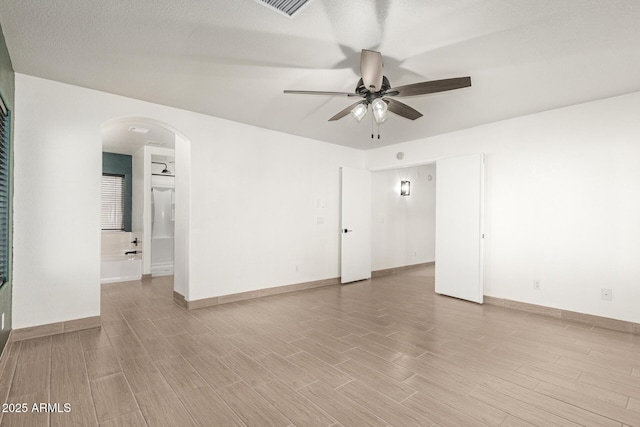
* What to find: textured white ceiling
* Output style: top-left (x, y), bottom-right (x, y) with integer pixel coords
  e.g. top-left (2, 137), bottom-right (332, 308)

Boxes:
top-left (2, 0), bottom-right (640, 150)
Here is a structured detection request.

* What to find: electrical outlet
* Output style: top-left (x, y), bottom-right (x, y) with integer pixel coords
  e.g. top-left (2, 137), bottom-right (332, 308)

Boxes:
top-left (601, 288), bottom-right (612, 301)
top-left (533, 280), bottom-right (541, 290)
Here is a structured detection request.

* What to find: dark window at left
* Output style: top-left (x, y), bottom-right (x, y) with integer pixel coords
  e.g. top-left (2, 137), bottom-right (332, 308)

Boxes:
top-left (0, 99), bottom-right (10, 284)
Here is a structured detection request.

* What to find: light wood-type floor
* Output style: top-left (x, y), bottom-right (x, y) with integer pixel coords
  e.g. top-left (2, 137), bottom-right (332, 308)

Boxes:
top-left (1, 265), bottom-right (639, 426)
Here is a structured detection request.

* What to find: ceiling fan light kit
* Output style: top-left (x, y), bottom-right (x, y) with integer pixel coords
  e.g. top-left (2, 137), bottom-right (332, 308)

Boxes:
top-left (284, 49), bottom-right (471, 138)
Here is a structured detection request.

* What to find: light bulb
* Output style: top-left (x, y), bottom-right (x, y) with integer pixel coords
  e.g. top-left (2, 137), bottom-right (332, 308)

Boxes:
top-left (350, 103), bottom-right (368, 122)
top-left (372, 98), bottom-right (388, 123)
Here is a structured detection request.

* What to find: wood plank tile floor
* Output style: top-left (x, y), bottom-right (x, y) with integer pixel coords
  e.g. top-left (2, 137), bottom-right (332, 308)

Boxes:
top-left (1, 265), bottom-right (639, 426)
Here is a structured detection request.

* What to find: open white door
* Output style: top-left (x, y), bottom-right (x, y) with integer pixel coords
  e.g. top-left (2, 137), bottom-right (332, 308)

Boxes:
top-left (340, 167), bottom-right (371, 284)
top-left (435, 153), bottom-right (484, 303)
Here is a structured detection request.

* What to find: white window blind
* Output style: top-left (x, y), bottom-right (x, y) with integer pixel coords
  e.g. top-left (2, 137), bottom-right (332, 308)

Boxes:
top-left (101, 174), bottom-right (125, 230)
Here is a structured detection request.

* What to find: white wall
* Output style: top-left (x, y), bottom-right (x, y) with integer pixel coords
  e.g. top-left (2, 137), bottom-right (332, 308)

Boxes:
top-left (187, 118), bottom-right (363, 300)
top-left (13, 74), bottom-right (364, 328)
top-left (14, 78), bottom-right (102, 328)
top-left (173, 134), bottom-right (190, 298)
top-left (366, 91), bottom-right (640, 324)
top-left (371, 164), bottom-right (436, 271)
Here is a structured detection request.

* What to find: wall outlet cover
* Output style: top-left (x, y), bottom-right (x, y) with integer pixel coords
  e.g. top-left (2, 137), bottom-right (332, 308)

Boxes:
top-left (601, 288), bottom-right (612, 301)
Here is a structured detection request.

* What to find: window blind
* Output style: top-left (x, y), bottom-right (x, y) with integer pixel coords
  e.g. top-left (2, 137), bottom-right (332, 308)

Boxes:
top-left (101, 174), bottom-right (125, 230)
top-left (0, 100), bottom-right (9, 285)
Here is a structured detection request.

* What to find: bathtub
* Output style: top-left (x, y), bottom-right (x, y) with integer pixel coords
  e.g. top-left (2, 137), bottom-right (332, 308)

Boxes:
top-left (100, 254), bottom-right (142, 284)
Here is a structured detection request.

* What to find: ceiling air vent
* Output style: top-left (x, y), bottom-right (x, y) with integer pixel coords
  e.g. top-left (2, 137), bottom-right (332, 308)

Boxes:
top-left (253, 0), bottom-right (314, 17)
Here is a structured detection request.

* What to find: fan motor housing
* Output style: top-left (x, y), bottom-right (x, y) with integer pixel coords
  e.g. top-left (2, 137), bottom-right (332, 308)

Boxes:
top-left (356, 76), bottom-right (391, 101)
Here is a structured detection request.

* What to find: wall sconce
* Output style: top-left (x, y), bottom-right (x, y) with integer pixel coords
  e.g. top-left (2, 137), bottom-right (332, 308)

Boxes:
top-left (400, 180), bottom-right (410, 196)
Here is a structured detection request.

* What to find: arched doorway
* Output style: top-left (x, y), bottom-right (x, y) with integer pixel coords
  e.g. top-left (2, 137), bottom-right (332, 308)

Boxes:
top-left (101, 116), bottom-right (191, 300)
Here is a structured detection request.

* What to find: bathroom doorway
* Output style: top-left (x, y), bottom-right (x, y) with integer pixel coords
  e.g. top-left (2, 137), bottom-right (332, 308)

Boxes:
top-left (101, 117), bottom-right (191, 299)
top-left (371, 163), bottom-right (437, 273)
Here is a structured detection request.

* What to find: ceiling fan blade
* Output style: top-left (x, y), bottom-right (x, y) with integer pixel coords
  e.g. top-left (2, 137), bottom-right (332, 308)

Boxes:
top-left (360, 49), bottom-right (383, 92)
top-left (284, 90), bottom-right (359, 96)
top-left (388, 76), bottom-right (471, 97)
top-left (384, 99), bottom-right (423, 120)
top-left (328, 101), bottom-right (363, 121)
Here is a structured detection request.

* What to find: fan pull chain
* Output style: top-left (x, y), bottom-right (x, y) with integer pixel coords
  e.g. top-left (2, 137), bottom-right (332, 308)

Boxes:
top-left (369, 113), bottom-right (381, 140)
top-left (371, 113), bottom-right (374, 139)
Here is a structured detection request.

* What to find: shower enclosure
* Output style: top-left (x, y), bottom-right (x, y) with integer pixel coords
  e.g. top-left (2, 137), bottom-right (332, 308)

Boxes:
top-left (151, 167), bottom-right (175, 276)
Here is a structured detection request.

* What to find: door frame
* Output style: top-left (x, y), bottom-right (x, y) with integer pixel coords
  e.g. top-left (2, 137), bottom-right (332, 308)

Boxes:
top-left (369, 155), bottom-right (486, 300)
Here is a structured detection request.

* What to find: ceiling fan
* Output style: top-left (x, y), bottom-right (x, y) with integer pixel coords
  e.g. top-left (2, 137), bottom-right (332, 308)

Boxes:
top-left (284, 49), bottom-right (471, 125)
